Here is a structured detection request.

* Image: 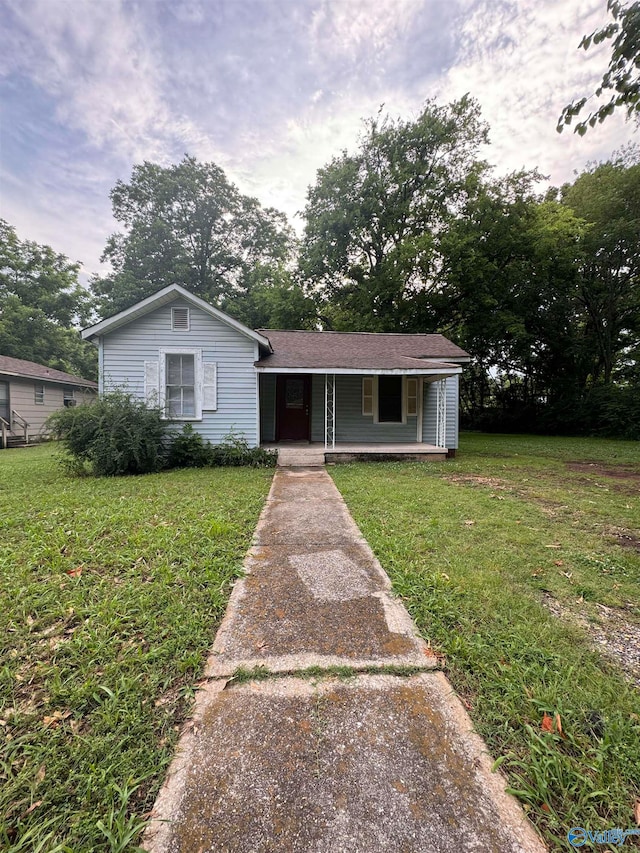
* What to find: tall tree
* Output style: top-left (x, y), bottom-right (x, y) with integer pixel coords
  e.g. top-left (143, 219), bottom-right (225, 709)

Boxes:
top-left (559, 0), bottom-right (640, 134)
top-left (437, 172), bottom-right (588, 423)
top-left (92, 156), bottom-right (304, 326)
top-left (559, 157), bottom-right (640, 383)
top-left (300, 97), bottom-right (489, 331)
top-left (0, 220), bottom-right (96, 377)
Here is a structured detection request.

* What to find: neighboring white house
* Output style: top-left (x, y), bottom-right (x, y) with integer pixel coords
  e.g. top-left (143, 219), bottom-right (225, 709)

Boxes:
top-left (82, 284), bottom-right (470, 457)
top-left (0, 355), bottom-right (97, 447)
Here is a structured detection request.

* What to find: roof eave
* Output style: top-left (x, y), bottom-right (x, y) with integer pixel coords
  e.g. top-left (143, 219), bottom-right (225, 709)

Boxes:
top-left (254, 365), bottom-right (463, 376)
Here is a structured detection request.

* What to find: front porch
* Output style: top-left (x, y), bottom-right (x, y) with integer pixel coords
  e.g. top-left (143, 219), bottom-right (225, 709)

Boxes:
top-left (264, 441), bottom-right (449, 467)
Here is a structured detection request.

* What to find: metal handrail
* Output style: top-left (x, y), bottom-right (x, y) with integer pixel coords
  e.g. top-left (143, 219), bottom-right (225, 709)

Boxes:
top-left (11, 410), bottom-right (29, 444)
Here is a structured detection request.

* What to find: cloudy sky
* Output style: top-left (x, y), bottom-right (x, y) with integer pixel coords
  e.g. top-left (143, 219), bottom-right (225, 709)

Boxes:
top-left (0, 0), bottom-right (634, 281)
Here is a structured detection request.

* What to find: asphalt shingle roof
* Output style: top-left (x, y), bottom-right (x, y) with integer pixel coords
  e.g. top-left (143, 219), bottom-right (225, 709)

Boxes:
top-left (256, 330), bottom-right (469, 370)
top-left (0, 355), bottom-right (98, 388)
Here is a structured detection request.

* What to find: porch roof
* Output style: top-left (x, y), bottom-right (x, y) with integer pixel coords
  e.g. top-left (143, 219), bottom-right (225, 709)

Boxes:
top-left (255, 329), bottom-right (469, 373)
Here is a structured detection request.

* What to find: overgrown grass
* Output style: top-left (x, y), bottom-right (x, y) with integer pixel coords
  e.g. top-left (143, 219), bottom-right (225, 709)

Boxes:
top-left (0, 444), bottom-right (272, 852)
top-left (330, 433), bottom-right (640, 851)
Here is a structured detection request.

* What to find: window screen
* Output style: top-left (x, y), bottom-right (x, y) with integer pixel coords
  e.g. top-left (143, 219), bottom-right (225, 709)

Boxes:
top-left (165, 354), bottom-right (195, 417)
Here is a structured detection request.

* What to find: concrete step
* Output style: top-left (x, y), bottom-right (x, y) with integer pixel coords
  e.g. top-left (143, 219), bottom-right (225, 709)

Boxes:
top-left (277, 455), bottom-right (325, 467)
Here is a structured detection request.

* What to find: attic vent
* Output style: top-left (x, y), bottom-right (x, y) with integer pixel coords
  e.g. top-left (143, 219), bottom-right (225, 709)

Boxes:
top-left (171, 307), bottom-right (190, 331)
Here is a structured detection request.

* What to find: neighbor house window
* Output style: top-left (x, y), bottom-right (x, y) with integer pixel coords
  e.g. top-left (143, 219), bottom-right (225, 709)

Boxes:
top-left (171, 307), bottom-right (190, 331)
top-left (377, 376), bottom-right (403, 423)
top-left (34, 384), bottom-right (45, 405)
top-left (165, 353), bottom-right (195, 417)
top-left (63, 388), bottom-right (76, 407)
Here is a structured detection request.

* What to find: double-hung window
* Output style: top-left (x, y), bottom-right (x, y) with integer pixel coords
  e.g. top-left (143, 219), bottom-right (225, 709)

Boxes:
top-left (165, 353), bottom-right (196, 418)
top-left (146, 348), bottom-right (216, 420)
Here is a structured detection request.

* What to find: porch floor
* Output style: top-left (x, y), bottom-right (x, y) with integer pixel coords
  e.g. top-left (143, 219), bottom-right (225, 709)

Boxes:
top-left (263, 442), bottom-right (449, 467)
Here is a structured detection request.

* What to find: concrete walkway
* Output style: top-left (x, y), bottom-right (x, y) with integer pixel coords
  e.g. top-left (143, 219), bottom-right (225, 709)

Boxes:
top-left (144, 468), bottom-right (546, 853)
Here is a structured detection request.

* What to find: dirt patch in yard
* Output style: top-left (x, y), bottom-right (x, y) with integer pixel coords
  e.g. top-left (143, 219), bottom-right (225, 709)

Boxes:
top-left (445, 474), bottom-right (510, 490)
top-left (543, 594), bottom-right (640, 688)
top-left (565, 461), bottom-right (640, 494)
top-left (603, 525), bottom-right (640, 552)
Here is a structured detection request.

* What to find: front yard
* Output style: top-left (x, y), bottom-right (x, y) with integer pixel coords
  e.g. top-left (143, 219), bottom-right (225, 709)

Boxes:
top-left (3, 435), bottom-right (639, 852)
top-left (331, 433), bottom-right (640, 850)
top-left (0, 444), bottom-right (272, 852)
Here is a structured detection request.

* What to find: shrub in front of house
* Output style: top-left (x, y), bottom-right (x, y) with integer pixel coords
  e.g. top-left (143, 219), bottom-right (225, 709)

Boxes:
top-left (210, 432), bottom-right (278, 468)
top-left (166, 424), bottom-right (213, 468)
top-left (49, 402), bottom-right (278, 476)
top-left (48, 391), bottom-right (168, 476)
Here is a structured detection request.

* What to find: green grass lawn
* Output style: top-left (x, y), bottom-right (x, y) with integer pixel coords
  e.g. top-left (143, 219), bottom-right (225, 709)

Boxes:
top-left (0, 444), bottom-right (272, 852)
top-left (330, 433), bottom-right (640, 851)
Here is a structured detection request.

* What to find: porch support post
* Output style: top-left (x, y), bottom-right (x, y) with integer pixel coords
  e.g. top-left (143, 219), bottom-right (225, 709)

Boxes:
top-left (324, 373), bottom-right (335, 449)
top-left (435, 377), bottom-right (447, 448)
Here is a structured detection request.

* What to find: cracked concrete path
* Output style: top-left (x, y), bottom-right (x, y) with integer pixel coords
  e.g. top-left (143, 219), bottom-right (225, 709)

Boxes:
top-left (144, 468), bottom-right (546, 853)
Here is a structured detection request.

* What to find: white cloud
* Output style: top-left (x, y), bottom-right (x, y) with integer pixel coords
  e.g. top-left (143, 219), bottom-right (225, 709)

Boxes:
top-left (0, 0), bottom-right (635, 276)
top-left (435, 0), bottom-right (634, 187)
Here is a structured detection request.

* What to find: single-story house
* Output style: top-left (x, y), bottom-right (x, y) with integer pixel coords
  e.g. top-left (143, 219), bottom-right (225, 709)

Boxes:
top-left (0, 355), bottom-right (98, 447)
top-left (81, 284), bottom-right (470, 459)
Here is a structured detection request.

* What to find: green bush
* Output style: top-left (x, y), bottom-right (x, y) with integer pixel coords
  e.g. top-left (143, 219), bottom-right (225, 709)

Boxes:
top-left (48, 391), bottom-right (168, 476)
top-left (166, 424), bottom-right (213, 468)
top-left (210, 432), bottom-right (278, 468)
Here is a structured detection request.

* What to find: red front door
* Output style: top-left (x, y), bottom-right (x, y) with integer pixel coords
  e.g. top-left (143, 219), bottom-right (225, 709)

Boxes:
top-left (276, 375), bottom-right (311, 441)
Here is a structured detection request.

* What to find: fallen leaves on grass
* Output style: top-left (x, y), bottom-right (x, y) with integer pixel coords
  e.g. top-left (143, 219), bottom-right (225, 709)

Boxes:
top-left (541, 712), bottom-right (564, 736)
top-left (42, 710), bottom-right (72, 729)
top-left (66, 566), bottom-right (83, 578)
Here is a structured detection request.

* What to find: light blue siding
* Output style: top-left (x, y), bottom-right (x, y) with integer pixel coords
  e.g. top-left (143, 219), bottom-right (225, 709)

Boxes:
top-left (422, 375), bottom-right (459, 448)
top-left (259, 374), bottom-right (276, 442)
top-left (101, 299), bottom-right (259, 446)
top-left (310, 374), bottom-right (418, 443)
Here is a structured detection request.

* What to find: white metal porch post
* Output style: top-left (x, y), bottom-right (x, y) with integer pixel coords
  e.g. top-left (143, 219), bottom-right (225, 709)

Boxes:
top-left (435, 377), bottom-right (447, 448)
top-left (324, 373), bottom-right (336, 449)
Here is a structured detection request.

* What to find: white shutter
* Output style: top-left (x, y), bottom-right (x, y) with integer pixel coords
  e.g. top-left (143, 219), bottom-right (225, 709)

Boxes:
top-left (407, 378), bottom-right (418, 416)
top-left (144, 361), bottom-right (160, 407)
top-left (362, 377), bottom-right (373, 416)
top-left (202, 362), bottom-right (217, 411)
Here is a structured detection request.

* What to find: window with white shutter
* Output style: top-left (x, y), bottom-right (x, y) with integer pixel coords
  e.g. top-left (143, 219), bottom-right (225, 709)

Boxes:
top-left (362, 377), bottom-right (373, 416)
top-left (406, 378), bottom-right (418, 416)
top-left (158, 348), bottom-right (203, 419)
top-left (144, 361), bottom-right (160, 406)
top-left (202, 363), bottom-right (217, 410)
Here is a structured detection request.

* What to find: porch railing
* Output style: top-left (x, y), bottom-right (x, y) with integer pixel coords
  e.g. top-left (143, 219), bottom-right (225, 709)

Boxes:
top-left (435, 378), bottom-right (447, 448)
top-left (11, 410), bottom-right (30, 444)
top-left (324, 373), bottom-right (336, 449)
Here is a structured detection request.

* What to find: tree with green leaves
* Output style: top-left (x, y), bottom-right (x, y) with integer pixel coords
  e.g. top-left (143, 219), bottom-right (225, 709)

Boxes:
top-left (559, 157), bottom-right (640, 384)
top-left (300, 97), bottom-right (489, 331)
top-left (436, 171), bottom-right (589, 425)
top-left (0, 220), bottom-right (96, 378)
top-left (92, 156), bottom-right (307, 327)
top-left (558, 0), bottom-right (640, 135)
